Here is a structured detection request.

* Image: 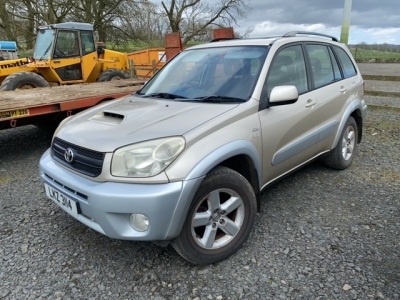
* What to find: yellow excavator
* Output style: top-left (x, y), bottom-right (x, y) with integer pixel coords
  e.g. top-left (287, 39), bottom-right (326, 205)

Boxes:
top-left (0, 22), bottom-right (130, 91)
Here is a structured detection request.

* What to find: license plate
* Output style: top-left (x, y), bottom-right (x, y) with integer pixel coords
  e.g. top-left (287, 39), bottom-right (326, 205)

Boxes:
top-left (0, 109), bottom-right (29, 120)
top-left (44, 183), bottom-right (79, 218)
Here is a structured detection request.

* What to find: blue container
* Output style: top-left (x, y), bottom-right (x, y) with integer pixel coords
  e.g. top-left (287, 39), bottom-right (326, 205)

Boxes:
top-left (0, 41), bottom-right (18, 51)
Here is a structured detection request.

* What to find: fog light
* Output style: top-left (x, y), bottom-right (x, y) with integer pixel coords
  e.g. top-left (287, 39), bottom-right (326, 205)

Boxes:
top-left (129, 214), bottom-right (149, 232)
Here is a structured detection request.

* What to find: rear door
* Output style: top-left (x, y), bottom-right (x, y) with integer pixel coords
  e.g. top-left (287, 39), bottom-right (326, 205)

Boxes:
top-left (304, 43), bottom-right (343, 152)
top-left (305, 43), bottom-right (360, 152)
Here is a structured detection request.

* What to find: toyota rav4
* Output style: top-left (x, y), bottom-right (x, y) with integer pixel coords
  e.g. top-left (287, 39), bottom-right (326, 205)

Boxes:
top-left (39, 31), bottom-right (367, 264)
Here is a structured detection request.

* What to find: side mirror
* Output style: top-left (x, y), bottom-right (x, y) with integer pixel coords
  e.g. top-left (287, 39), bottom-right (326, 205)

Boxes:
top-left (267, 85), bottom-right (299, 107)
top-left (269, 85), bottom-right (299, 106)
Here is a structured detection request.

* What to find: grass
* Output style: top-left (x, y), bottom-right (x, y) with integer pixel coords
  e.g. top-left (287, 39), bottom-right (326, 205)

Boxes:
top-left (362, 75), bottom-right (400, 81)
top-left (349, 48), bottom-right (400, 62)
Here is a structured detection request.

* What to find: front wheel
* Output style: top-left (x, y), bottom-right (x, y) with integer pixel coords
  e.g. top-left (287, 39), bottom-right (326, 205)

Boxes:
top-left (172, 166), bottom-right (257, 264)
top-left (0, 72), bottom-right (50, 91)
top-left (324, 116), bottom-right (358, 170)
top-left (97, 69), bottom-right (128, 82)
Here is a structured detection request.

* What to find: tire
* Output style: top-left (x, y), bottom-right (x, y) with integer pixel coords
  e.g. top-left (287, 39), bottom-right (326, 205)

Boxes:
top-left (0, 72), bottom-right (50, 91)
top-left (97, 69), bottom-right (128, 82)
top-left (172, 166), bottom-right (257, 264)
top-left (324, 116), bottom-right (358, 170)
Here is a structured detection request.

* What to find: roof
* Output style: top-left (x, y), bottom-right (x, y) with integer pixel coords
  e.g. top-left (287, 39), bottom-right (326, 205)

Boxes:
top-left (188, 31), bottom-right (340, 50)
top-left (38, 22), bottom-right (93, 31)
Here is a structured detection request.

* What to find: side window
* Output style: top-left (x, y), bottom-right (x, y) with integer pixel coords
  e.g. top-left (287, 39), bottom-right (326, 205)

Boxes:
top-left (81, 31), bottom-right (96, 55)
top-left (334, 46), bottom-right (357, 78)
top-left (306, 44), bottom-right (335, 88)
top-left (265, 45), bottom-right (307, 98)
top-left (54, 31), bottom-right (80, 58)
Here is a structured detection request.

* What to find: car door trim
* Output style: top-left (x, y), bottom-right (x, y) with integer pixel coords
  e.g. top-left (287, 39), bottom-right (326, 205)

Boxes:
top-left (272, 129), bottom-right (319, 166)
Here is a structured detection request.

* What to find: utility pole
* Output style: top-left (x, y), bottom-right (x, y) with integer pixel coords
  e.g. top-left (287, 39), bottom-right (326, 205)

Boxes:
top-left (340, 0), bottom-right (353, 44)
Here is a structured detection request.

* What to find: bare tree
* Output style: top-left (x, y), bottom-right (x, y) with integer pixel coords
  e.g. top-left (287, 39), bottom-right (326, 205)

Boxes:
top-left (0, 0), bottom-right (15, 40)
top-left (0, 0), bottom-right (75, 48)
top-left (0, 0), bottom-right (144, 49)
top-left (113, 1), bottom-right (165, 45)
top-left (72, 0), bottom-right (150, 43)
top-left (160, 0), bottom-right (251, 44)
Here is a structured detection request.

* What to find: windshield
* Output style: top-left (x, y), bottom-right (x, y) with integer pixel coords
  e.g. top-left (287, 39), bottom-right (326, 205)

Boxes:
top-left (139, 46), bottom-right (269, 102)
top-left (33, 29), bottom-right (55, 60)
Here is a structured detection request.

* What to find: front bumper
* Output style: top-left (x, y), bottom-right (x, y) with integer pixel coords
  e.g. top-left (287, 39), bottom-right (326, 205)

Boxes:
top-left (39, 149), bottom-right (203, 241)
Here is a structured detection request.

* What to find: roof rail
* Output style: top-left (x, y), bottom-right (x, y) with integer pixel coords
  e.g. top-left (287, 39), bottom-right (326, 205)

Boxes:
top-left (283, 31), bottom-right (339, 42)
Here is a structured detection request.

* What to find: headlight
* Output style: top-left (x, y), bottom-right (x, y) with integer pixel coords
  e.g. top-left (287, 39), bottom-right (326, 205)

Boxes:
top-left (111, 137), bottom-right (185, 177)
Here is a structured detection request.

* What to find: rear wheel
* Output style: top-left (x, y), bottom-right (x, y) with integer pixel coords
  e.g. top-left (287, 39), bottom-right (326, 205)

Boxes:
top-left (0, 72), bottom-right (50, 91)
top-left (172, 166), bottom-right (257, 264)
top-left (324, 116), bottom-right (358, 170)
top-left (97, 69), bottom-right (128, 82)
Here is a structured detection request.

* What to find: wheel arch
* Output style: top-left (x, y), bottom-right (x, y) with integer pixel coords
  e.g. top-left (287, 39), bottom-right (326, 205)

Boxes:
top-left (164, 140), bottom-right (262, 240)
top-left (351, 109), bottom-right (363, 144)
top-left (331, 99), bottom-right (366, 149)
top-left (185, 140), bottom-right (262, 210)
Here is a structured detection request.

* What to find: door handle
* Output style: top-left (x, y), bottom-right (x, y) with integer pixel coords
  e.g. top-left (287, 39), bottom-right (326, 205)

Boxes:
top-left (305, 99), bottom-right (316, 108)
top-left (340, 86), bottom-right (347, 93)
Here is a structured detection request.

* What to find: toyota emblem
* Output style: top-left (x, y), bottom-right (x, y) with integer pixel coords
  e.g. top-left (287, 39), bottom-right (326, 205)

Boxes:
top-left (64, 148), bottom-right (74, 163)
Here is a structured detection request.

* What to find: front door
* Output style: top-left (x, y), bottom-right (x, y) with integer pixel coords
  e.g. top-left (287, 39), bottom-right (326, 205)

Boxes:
top-left (51, 30), bottom-right (83, 82)
top-left (258, 44), bottom-right (321, 186)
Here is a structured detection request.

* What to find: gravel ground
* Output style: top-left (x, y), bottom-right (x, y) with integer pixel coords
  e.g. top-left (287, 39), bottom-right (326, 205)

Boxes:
top-left (1, 104), bottom-right (399, 299)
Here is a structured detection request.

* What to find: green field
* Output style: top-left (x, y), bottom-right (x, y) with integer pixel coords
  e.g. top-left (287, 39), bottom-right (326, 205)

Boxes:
top-left (349, 48), bottom-right (400, 62)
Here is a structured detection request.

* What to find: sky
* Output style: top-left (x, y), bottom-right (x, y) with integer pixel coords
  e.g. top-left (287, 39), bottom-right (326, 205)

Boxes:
top-left (154, 0), bottom-right (400, 45)
top-left (233, 0), bottom-right (400, 44)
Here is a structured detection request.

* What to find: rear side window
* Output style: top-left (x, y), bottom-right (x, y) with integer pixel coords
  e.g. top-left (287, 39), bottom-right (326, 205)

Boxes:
top-left (334, 46), bottom-right (357, 78)
top-left (329, 47), bottom-right (342, 81)
top-left (306, 44), bottom-right (337, 89)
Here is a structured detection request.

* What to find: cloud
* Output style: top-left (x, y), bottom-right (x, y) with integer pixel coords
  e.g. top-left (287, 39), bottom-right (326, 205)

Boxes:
top-left (233, 0), bottom-right (400, 44)
top-left (152, 0), bottom-right (400, 44)
top-left (234, 21), bottom-right (400, 44)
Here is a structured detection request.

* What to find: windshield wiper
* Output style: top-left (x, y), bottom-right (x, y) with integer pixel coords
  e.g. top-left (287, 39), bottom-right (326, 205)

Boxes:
top-left (39, 41), bottom-right (53, 61)
top-left (142, 92), bottom-right (187, 99)
top-left (190, 95), bottom-right (246, 103)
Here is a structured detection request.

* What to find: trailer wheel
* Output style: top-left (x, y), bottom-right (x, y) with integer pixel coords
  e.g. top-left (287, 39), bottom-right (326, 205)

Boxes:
top-left (97, 69), bottom-right (128, 82)
top-left (0, 72), bottom-right (50, 91)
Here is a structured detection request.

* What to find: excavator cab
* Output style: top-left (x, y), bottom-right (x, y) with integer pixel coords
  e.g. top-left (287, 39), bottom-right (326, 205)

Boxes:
top-left (33, 22), bottom-right (99, 83)
top-left (0, 22), bottom-right (129, 91)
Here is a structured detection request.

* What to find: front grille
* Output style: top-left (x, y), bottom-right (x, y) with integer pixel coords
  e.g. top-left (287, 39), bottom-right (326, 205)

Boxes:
top-left (52, 137), bottom-right (105, 177)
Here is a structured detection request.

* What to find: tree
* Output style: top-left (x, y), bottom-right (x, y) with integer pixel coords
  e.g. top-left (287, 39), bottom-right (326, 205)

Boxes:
top-left (0, 0), bottom-right (15, 40)
top-left (112, 0), bottom-right (166, 46)
top-left (160, 0), bottom-right (250, 44)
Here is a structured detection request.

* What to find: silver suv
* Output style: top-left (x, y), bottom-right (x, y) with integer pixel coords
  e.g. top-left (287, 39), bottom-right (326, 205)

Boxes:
top-left (39, 31), bottom-right (367, 264)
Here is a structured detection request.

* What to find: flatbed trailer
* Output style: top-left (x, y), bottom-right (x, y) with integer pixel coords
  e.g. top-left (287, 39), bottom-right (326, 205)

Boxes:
top-left (0, 79), bottom-right (144, 130)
